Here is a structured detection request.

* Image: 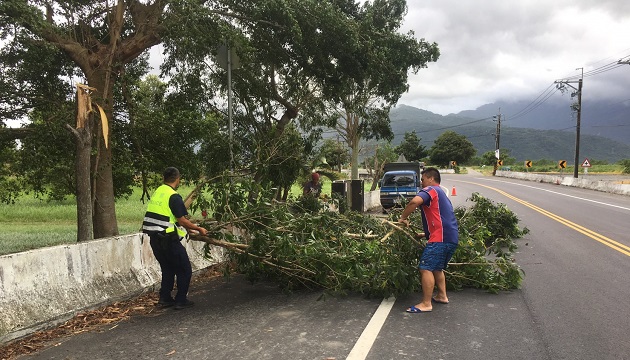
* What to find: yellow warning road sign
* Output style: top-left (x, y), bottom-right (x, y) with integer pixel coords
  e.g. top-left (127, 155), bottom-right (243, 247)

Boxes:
top-left (558, 160), bottom-right (567, 169)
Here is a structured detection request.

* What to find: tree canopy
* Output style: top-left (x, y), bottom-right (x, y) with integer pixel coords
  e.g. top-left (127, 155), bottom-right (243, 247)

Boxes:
top-left (395, 130), bottom-right (428, 162)
top-left (429, 131), bottom-right (476, 167)
top-left (0, 0), bottom-right (439, 240)
top-left (324, 0), bottom-right (439, 179)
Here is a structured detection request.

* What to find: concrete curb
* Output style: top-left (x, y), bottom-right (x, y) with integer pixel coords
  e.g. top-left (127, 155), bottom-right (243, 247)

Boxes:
top-left (496, 170), bottom-right (630, 196)
top-left (0, 233), bottom-right (222, 344)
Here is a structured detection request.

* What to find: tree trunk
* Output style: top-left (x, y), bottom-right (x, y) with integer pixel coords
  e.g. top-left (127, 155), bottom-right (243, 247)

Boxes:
top-left (347, 112), bottom-right (360, 180)
top-left (75, 125), bottom-right (94, 241)
top-left (68, 84), bottom-right (95, 241)
top-left (92, 138), bottom-right (118, 238)
top-left (369, 149), bottom-right (379, 191)
top-left (87, 71), bottom-right (119, 239)
top-left (350, 140), bottom-right (359, 180)
top-left (67, 118), bottom-right (94, 242)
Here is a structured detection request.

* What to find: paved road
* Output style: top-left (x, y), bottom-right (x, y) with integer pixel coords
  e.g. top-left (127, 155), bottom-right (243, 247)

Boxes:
top-left (19, 172), bottom-right (630, 360)
top-left (446, 173), bottom-right (630, 360)
top-left (22, 276), bottom-right (549, 360)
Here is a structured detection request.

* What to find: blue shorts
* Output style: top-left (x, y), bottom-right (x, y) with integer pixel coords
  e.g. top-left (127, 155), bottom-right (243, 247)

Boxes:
top-left (419, 242), bottom-right (458, 271)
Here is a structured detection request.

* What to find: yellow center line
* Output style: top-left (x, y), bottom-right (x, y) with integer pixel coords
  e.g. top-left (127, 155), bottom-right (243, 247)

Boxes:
top-left (457, 180), bottom-right (630, 257)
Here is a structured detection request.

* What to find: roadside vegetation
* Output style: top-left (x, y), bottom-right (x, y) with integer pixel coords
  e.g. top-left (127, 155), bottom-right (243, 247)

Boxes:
top-left (1, 178), bottom-right (377, 256)
top-left (469, 152), bottom-right (630, 175)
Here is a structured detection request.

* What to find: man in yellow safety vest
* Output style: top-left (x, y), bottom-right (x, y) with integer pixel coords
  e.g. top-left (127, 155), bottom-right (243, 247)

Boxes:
top-left (142, 167), bottom-right (208, 310)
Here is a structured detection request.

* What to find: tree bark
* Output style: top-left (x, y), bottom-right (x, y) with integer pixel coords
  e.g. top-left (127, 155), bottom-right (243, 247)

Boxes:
top-left (70, 122), bottom-right (94, 241)
top-left (346, 112), bottom-right (360, 180)
top-left (86, 70), bottom-right (119, 239)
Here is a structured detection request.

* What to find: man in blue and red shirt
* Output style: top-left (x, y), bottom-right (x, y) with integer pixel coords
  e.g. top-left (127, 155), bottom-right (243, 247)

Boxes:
top-left (399, 167), bottom-right (459, 313)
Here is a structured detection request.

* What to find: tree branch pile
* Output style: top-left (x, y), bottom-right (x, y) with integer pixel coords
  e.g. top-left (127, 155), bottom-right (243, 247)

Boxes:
top-left (190, 181), bottom-right (528, 298)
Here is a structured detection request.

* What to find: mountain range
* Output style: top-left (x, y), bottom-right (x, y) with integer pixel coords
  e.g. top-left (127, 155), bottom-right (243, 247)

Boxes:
top-left (387, 100), bottom-right (630, 163)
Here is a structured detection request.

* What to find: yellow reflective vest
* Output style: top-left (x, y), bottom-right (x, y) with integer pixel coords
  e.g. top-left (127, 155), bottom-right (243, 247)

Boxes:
top-left (142, 184), bottom-right (188, 240)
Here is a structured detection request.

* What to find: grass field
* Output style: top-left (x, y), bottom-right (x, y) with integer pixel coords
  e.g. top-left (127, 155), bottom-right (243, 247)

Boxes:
top-left (4, 165), bottom-right (624, 255)
top-left (0, 179), bottom-right (374, 256)
top-left (0, 187), bottom-right (154, 255)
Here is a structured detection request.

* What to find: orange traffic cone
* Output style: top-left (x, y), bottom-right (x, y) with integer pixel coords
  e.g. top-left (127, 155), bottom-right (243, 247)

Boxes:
top-left (452, 186), bottom-right (457, 196)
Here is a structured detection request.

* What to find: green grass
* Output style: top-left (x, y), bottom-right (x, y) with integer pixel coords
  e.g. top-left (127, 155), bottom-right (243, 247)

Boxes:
top-left (0, 186), bottom-right (190, 255)
top-left (1, 182), bottom-right (379, 256)
top-left (289, 179), bottom-right (374, 198)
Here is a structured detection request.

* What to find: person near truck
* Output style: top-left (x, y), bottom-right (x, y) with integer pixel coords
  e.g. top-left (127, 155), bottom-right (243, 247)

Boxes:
top-left (142, 167), bottom-right (208, 310)
top-left (398, 167), bottom-right (459, 313)
top-left (302, 172), bottom-right (322, 197)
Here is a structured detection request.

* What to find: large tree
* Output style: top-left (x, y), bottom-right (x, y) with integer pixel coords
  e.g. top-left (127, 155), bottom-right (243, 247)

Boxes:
top-left (0, 0), bottom-right (170, 238)
top-left (328, 0), bottom-right (439, 179)
top-left (1, 0), bottom-right (439, 239)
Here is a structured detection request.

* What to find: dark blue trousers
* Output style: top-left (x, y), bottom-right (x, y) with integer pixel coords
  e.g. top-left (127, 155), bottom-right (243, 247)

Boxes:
top-left (149, 235), bottom-right (192, 303)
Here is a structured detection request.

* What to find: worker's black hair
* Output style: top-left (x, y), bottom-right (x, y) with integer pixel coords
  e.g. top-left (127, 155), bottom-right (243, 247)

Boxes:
top-left (421, 167), bottom-right (441, 184)
top-left (163, 167), bottom-right (181, 183)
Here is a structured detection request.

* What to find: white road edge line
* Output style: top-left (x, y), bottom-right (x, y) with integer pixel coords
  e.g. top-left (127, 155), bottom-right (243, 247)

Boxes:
top-left (346, 296), bottom-right (396, 360)
top-left (474, 177), bottom-right (630, 211)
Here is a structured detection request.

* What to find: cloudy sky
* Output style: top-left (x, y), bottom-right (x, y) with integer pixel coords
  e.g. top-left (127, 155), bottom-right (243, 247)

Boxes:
top-left (398, 0), bottom-right (630, 115)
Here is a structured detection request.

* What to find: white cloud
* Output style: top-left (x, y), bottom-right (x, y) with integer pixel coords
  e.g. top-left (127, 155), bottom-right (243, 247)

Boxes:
top-left (400, 0), bottom-right (630, 114)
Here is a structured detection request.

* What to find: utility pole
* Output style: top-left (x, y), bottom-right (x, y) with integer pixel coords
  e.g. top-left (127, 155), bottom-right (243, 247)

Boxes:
top-left (554, 68), bottom-right (583, 179)
top-left (574, 71), bottom-right (583, 178)
top-left (216, 42), bottom-right (240, 174)
top-left (492, 109), bottom-right (501, 176)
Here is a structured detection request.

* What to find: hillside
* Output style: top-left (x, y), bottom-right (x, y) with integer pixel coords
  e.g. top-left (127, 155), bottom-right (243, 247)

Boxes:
top-left (386, 104), bottom-right (630, 163)
top-left (455, 98), bottom-right (630, 145)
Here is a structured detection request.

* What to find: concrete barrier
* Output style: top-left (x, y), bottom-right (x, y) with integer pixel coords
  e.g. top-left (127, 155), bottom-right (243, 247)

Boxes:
top-left (0, 234), bottom-right (222, 344)
top-left (496, 171), bottom-right (630, 196)
top-left (363, 190), bottom-right (381, 212)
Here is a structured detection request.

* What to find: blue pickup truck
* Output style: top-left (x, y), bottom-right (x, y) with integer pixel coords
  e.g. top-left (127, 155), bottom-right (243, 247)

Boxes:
top-left (378, 161), bottom-right (424, 210)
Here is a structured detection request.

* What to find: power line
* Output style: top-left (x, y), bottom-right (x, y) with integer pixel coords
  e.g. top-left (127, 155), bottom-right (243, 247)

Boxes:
top-left (506, 53), bottom-right (630, 126)
top-left (507, 84), bottom-right (560, 122)
top-left (560, 56), bottom-right (629, 81)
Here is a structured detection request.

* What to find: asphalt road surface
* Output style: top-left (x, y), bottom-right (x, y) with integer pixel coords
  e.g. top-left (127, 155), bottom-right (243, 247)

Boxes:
top-left (19, 173), bottom-right (630, 360)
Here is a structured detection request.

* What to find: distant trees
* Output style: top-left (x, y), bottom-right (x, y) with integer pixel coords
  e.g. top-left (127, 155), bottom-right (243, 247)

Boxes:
top-left (480, 148), bottom-right (515, 166)
top-left (364, 144), bottom-right (398, 191)
top-left (429, 131), bottom-right (475, 167)
top-left (395, 131), bottom-right (428, 162)
top-left (317, 139), bottom-right (350, 172)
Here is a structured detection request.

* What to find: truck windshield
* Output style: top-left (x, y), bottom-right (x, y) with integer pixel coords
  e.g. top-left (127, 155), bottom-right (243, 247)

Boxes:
top-left (382, 174), bottom-right (415, 187)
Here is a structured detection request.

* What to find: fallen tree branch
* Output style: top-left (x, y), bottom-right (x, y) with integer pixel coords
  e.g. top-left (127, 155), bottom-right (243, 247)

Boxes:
top-left (189, 234), bottom-right (317, 276)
